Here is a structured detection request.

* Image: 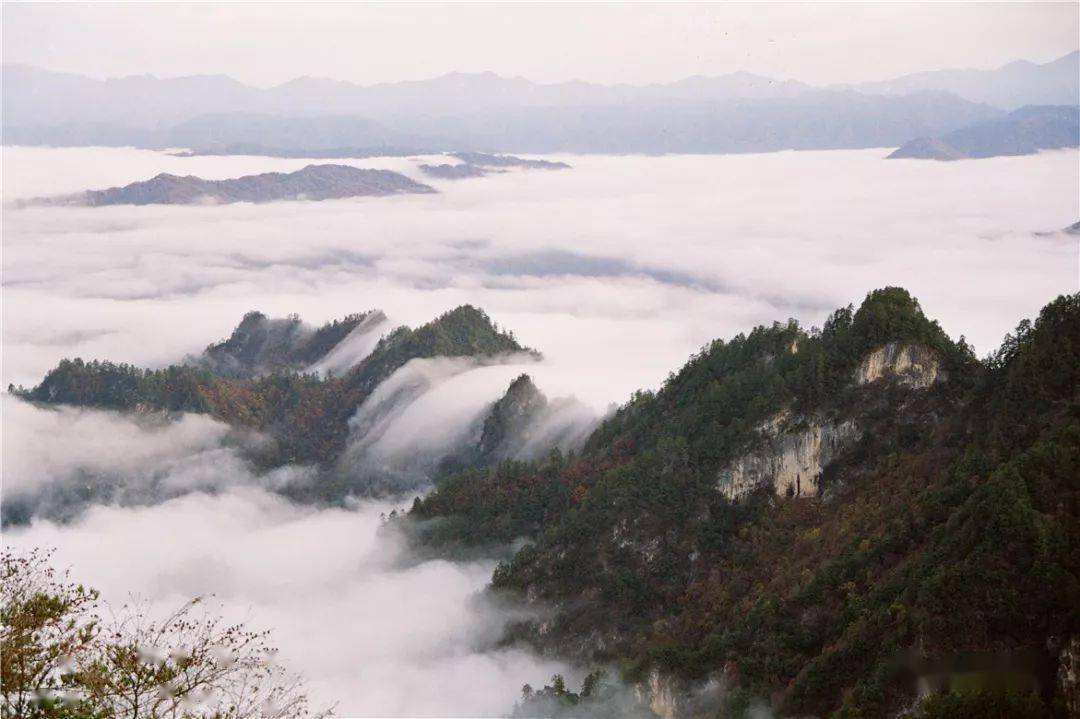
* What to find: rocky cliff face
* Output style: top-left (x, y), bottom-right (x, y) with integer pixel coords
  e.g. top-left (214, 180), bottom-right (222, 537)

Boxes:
top-left (854, 342), bottom-right (944, 389)
top-left (633, 668), bottom-right (730, 719)
top-left (718, 343), bottom-right (944, 500)
top-left (636, 669), bottom-right (684, 719)
top-left (717, 411), bottom-right (861, 500)
top-left (1060, 636), bottom-right (1080, 719)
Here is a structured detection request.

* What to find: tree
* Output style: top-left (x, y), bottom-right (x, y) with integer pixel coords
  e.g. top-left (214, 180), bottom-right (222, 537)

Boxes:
top-left (1, 548), bottom-right (99, 718)
top-left (1, 548), bottom-right (325, 719)
top-left (73, 598), bottom-right (311, 719)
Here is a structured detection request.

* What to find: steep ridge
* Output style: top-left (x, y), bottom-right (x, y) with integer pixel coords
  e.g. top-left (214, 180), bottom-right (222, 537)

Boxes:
top-left (409, 288), bottom-right (1080, 717)
top-left (193, 310), bottom-right (385, 378)
top-left (9, 305), bottom-right (535, 505)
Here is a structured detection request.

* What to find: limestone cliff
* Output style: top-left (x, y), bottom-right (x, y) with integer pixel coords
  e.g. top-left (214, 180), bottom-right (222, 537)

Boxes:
top-left (636, 669), bottom-right (683, 719)
top-left (717, 411), bottom-right (860, 500)
top-left (854, 342), bottom-right (944, 389)
top-left (1060, 636), bottom-right (1080, 719)
top-left (633, 668), bottom-right (730, 719)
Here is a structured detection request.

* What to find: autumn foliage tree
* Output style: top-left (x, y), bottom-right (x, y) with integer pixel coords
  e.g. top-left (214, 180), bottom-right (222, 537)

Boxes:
top-left (0, 549), bottom-right (324, 719)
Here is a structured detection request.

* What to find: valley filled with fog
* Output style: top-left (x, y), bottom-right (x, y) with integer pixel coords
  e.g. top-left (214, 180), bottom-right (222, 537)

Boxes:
top-left (3, 145), bottom-right (1077, 715)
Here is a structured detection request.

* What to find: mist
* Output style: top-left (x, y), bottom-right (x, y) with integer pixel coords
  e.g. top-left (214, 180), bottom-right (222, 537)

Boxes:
top-left (4, 146), bottom-right (1077, 413)
top-left (2, 397), bottom-right (572, 716)
top-left (2, 144), bottom-right (1077, 714)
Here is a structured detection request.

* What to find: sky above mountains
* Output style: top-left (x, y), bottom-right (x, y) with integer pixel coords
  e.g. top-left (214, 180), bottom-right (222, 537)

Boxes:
top-left (3, 3), bottom-right (1077, 87)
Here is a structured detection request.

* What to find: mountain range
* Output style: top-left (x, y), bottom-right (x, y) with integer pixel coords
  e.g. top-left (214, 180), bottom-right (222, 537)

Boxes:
top-left (4, 52), bottom-right (1076, 155)
top-left (8, 287), bottom-right (1079, 717)
top-left (5, 305), bottom-right (590, 520)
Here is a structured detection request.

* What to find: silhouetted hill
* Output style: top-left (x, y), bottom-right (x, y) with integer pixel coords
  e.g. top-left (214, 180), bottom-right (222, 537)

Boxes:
top-left (451, 152), bottom-right (570, 169)
top-left (889, 105), bottom-right (1079, 160)
top-left (42, 164), bottom-right (434, 206)
top-left (419, 163), bottom-right (490, 179)
top-left (420, 153), bottom-right (570, 179)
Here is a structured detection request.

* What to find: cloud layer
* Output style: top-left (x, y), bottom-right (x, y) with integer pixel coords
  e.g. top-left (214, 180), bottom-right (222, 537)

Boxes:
top-left (3, 398), bottom-right (571, 716)
top-left (2, 144), bottom-right (1077, 714)
top-left (4, 146), bottom-right (1077, 413)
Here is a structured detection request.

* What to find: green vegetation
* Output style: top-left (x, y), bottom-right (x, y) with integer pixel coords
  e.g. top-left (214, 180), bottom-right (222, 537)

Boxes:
top-left (11, 305), bottom-right (530, 476)
top-left (512, 671), bottom-right (653, 718)
top-left (200, 309), bottom-right (376, 377)
top-left (411, 289), bottom-right (1079, 716)
top-left (914, 688), bottom-right (1058, 719)
top-left (9, 288), bottom-right (1078, 715)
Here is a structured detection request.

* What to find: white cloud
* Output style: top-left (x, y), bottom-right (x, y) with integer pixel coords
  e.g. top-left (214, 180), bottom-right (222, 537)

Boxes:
top-left (3, 486), bottom-right (571, 716)
top-left (3, 147), bottom-right (1077, 411)
top-left (2, 144), bottom-right (1077, 714)
top-left (1, 395), bottom-right (236, 498)
top-left (2, 399), bottom-right (571, 715)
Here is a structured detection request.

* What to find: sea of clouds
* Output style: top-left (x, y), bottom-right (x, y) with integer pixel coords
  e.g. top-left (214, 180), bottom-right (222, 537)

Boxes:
top-left (2, 144), bottom-right (1077, 714)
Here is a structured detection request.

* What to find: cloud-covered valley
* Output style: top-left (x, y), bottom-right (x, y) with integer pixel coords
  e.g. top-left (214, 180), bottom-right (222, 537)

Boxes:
top-left (5, 146), bottom-right (1077, 410)
top-left (2, 144), bottom-right (1077, 715)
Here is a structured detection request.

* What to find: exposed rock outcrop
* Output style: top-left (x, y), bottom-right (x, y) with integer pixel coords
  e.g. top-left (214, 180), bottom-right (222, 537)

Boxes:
top-left (633, 668), bottom-right (728, 719)
top-left (718, 411), bottom-right (860, 500)
top-left (636, 669), bottom-right (686, 719)
top-left (854, 342), bottom-right (945, 389)
top-left (1060, 636), bottom-right (1080, 719)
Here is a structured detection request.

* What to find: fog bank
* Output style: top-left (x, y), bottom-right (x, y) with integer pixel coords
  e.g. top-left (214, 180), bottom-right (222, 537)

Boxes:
top-left (3, 398), bottom-right (570, 715)
top-left (4, 147), bottom-right (1076, 412)
top-left (2, 144), bottom-right (1077, 714)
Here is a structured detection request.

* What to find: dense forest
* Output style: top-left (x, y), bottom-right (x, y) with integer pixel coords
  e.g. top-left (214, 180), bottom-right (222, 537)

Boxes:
top-left (410, 288), bottom-right (1080, 717)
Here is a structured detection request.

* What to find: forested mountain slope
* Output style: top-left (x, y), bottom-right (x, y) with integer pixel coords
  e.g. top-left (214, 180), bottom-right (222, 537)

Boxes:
top-left (410, 288), bottom-right (1080, 717)
top-left (9, 306), bottom-right (538, 503)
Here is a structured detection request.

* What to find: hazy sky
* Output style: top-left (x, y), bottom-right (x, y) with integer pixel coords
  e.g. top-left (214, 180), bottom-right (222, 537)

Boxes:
top-left (3, 2), bottom-right (1077, 86)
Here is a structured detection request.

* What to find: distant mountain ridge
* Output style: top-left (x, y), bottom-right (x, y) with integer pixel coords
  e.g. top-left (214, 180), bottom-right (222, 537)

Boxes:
top-left (888, 105), bottom-right (1080, 160)
top-left (6, 52), bottom-right (1075, 126)
top-left (0, 63), bottom-right (813, 128)
top-left (35, 164), bottom-right (434, 206)
top-left (847, 51), bottom-right (1079, 110)
top-left (5, 52), bottom-right (1076, 155)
